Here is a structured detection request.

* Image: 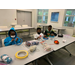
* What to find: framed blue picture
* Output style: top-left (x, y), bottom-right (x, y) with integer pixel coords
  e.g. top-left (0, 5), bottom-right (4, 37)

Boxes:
top-left (51, 12), bottom-right (59, 22)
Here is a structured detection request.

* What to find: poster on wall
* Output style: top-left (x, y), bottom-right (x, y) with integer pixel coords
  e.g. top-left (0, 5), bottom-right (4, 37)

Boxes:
top-left (51, 12), bottom-right (59, 22)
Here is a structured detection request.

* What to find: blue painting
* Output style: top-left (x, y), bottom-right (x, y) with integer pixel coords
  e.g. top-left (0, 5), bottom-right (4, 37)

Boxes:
top-left (51, 12), bottom-right (59, 22)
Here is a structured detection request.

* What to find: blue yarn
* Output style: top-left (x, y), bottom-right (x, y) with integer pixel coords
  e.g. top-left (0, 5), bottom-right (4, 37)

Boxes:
top-left (1, 54), bottom-right (12, 64)
top-left (32, 42), bottom-right (39, 45)
top-left (43, 37), bottom-right (49, 40)
top-left (5, 57), bottom-right (12, 64)
top-left (15, 38), bottom-right (23, 46)
top-left (1, 54), bottom-right (7, 59)
top-left (49, 36), bottom-right (55, 38)
top-left (26, 41), bottom-right (31, 46)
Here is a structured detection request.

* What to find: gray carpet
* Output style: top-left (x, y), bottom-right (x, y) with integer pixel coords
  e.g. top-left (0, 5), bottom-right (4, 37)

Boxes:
top-left (0, 29), bottom-right (75, 65)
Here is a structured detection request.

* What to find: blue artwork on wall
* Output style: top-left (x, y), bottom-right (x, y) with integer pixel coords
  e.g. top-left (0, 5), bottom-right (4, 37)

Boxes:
top-left (51, 12), bottom-right (59, 22)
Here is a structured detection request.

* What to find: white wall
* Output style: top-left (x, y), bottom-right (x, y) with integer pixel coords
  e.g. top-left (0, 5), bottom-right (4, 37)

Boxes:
top-left (17, 9), bottom-right (33, 12)
top-left (48, 9), bottom-right (65, 27)
top-left (0, 9), bottom-right (74, 35)
top-left (36, 9), bottom-right (65, 27)
top-left (0, 9), bottom-right (66, 28)
top-left (35, 9), bottom-right (74, 36)
top-left (0, 9), bottom-right (35, 28)
top-left (0, 9), bottom-right (17, 27)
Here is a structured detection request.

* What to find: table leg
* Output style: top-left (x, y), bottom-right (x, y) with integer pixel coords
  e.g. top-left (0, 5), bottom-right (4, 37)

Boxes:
top-left (29, 29), bottom-right (30, 35)
top-left (63, 47), bottom-right (72, 56)
top-left (45, 55), bottom-right (53, 65)
top-left (0, 35), bottom-right (1, 39)
top-left (58, 30), bottom-right (60, 34)
top-left (28, 29), bottom-right (31, 38)
top-left (6, 31), bottom-right (7, 37)
top-left (43, 26), bottom-right (44, 33)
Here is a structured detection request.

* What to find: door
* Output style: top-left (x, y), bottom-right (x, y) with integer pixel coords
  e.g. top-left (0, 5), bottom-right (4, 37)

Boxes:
top-left (17, 11), bottom-right (23, 25)
top-left (17, 10), bottom-right (32, 27)
top-left (24, 12), bottom-right (32, 27)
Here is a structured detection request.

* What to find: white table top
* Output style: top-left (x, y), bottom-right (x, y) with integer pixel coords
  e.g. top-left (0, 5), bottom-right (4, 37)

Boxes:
top-left (53, 27), bottom-right (66, 30)
top-left (0, 42), bottom-right (53, 65)
top-left (0, 27), bottom-right (34, 32)
top-left (0, 35), bottom-right (75, 65)
top-left (38, 25), bottom-right (49, 26)
top-left (43, 35), bottom-right (75, 51)
top-left (38, 25), bottom-right (65, 30)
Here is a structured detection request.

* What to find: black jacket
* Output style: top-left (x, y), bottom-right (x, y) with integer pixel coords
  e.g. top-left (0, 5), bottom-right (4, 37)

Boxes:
top-left (44, 29), bottom-right (57, 37)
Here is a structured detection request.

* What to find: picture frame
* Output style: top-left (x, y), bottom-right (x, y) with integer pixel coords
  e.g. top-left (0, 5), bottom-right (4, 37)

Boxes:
top-left (51, 12), bottom-right (59, 22)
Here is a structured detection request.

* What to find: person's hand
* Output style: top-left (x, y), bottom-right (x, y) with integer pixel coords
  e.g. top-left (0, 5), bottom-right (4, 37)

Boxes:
top-left (45, 37), bottom-right (48, 38)
top-left (44, 35), bottom-right (46, 37)
top-left (47, 33), bottom-right (50, 36)
top-left (44, 35), bottom-right (47, 38)
top-left (51, 33), bottom-right (54, 36)
top-left (11, 39), bottom-right (15, 42)
top-left (16, 38), bottom-right (18, 41)
top-left (38, 37), bottom-right (40, 39)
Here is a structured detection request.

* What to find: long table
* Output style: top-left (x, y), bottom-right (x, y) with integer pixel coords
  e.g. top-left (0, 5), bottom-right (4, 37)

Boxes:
top-left (38, 25), bottom-right (66, 34)
top-left (0, 35), bottom-right (75, 65)
top-left (53, 27), bottom-right (66, 34)
top-left (0, 27), bottom-right (34, 37)
top-left (0, 42), bottom-right (53, 65)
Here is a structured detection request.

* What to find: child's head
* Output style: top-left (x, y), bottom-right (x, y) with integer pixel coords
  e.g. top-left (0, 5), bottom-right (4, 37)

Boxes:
top-left (48, 25), bottom-right (52, 31)
top-left (9, 30), bottom-right (16, 38)
top-left (37, 28), bottom-right (41, 34)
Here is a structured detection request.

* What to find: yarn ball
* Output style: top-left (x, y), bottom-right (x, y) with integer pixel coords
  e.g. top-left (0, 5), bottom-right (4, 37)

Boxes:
top-left (1, 54), bottom-right (12, 64)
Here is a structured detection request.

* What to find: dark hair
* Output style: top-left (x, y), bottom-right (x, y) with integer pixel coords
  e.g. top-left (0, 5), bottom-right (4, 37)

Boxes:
top-left (48, 25), bottom-right (52, 28)
top-left (9, 30), bottom-right (15, 35)
top-left (37, 28), bottom-right (41, 31)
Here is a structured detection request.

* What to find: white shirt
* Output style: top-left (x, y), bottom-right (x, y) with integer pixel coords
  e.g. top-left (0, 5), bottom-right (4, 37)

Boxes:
top-left (34, 33), bottom-right (44, 39)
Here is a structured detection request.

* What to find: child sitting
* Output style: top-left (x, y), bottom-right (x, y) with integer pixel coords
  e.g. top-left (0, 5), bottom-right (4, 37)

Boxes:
top-left (44, 25), bottom-right (57, 37)
top-left (34, 28), bottom-right (44, 40)
top-left (4, 28), bottom-right (21, 46)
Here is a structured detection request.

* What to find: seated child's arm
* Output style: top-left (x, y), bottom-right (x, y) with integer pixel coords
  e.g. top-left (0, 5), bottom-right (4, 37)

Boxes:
top-left (34, 34), bottom-right (40, 40)
top-left (44, 31), bottom-right (49, 38)
top-left (44, 30), bottom-right (50, 36)
top-left (35, 38), bottom-right (37, 40)
top-left (51, 31), bottom-right (57, 36)
top-left (4, 38), bottom-right (14, 46)
top-left (44, 30), bottom-right (47, 36)
top-left (35, 37), bottom-right (40, 40)
top-left (16, 37), bottom-right (20, 43)
top-left (43, 33), bottom-right (47, 38)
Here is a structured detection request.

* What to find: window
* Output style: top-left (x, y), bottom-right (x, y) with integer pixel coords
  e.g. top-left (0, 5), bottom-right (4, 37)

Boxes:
top-left (37, 9), bottom-right (48, 23)
top-left (64, 9), bottom-right (75, 27)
